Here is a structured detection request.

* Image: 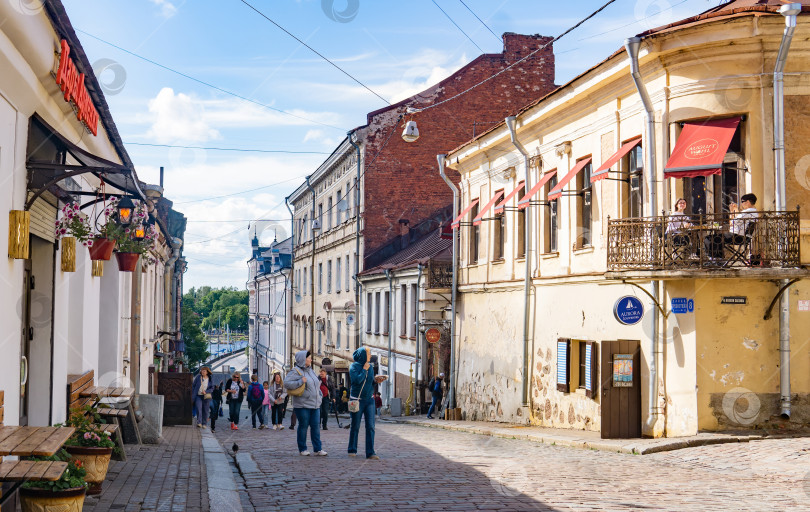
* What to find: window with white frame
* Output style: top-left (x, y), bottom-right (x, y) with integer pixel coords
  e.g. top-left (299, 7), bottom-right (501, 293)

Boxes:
top-left (383, 291), bottom-right (390, 335)
top-left (337, 321), bottom-right (342, 349)
top-left (318, 263), bottom-right (323, 294)
top-left (400, 284), bottom-right (407, 336)
top-left (336, 258), bottom-right (341, 292)
top-left (327, 197), bottom-right (333, 230)
top-left (345, 255), bottom-right (350, 292)
top-left (366, 292), bottom-right (372, 333)
top-left (374, 291), bottom-right (381, 334)
top-left (327, 260), bottom-right (332, 293)
top-left (410, 283), bottom-right (417, 338)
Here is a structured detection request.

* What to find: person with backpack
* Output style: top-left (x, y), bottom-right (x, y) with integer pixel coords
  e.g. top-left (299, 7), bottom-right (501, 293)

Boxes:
top-left (347, 347), bottom-right (387, 460)
top-left (270, 371), bottom-right (287, 430)
top-left (427, 373), bottom-right (444, 419)
top-left (318, 369), bottom-right (333, 430)
top-left (284, 350), bottom-right (327, 456)
top-left (225, 372), bottom-right (246, 430)
top-left (247, 374), bottom-right (267, 429)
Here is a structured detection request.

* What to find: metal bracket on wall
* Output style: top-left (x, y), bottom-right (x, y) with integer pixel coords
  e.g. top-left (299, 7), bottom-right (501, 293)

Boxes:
top-left (621, 280), bottom-right (669, 318)
top-left (763, 278), bottom-right (802, 320)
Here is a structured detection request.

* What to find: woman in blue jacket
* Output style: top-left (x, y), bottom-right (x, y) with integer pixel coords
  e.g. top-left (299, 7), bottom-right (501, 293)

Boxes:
top-left (348, 347), bottom-right (386, 459)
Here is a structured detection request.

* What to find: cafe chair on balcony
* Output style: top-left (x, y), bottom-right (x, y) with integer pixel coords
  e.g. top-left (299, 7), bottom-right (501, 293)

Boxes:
top-left (724, 221), bottom-right (757, 267)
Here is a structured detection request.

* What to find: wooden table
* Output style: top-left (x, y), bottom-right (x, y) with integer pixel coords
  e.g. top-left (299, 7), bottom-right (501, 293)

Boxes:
top-left (0, 426), bottom-right (74, 482)
top-left (79, 387), bottom-right (134, 399)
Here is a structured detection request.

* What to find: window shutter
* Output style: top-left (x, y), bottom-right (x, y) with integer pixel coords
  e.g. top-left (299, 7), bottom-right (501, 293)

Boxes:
top-left (556, 338), bottom-right (570, 393)
top-left (585, 341), bottom-right (598, 398)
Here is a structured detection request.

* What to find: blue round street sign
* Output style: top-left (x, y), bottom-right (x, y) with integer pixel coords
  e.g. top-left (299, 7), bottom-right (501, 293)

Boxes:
top-left (614, 296), bottom-right (644, 325)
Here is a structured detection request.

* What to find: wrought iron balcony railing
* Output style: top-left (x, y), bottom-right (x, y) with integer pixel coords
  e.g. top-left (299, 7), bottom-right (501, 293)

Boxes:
top-left (607, 210), bottom-right (801, 271)
top-left (428, 261), bottom-right (453, 288)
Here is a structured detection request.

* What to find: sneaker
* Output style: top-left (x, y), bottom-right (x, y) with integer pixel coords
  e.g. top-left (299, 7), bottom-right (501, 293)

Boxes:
top-left (348, 453), bottom-right (357, 457)
top-left (300, 451), bottom-right (311, 456)
top-left (230, 422), bottom-right (235, 430)
top-left (426, 416), bottom-right (433, 419)
top-left (259, 425), bottom-right (266, 430)
top-left (367, 455), bottom-right (380, 460)
top-left (322, 426), bottom-right (328, 430)
top-left (200, 425), bottom-right (207, 430)
top-left (314, 450), bottom-right (328, 456)
top-left (234, 424), bottom-right (239, 430)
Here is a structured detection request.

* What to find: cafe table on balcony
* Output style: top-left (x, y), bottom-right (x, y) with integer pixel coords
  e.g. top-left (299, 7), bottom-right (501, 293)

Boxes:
top-left (704, 197), bottom-right (759, 260)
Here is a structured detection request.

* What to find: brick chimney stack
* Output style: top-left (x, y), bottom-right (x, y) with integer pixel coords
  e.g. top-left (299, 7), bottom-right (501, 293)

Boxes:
top-left (502, 32), bottom-right (553, 63)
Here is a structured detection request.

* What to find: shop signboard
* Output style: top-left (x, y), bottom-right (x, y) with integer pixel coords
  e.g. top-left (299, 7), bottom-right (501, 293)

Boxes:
top-left (614, 296), bottom-right (644, 325)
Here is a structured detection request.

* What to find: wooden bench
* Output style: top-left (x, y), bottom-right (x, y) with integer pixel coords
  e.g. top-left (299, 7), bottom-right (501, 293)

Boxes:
top-left (67, 371), bottom-right (130, 459)
top-left (0, 392), bottom-right (72, 507)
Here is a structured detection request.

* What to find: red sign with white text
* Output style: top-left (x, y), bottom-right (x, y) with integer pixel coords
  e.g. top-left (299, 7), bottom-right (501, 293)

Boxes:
top-left (663, 117), bottom-right (740, 179)
top-left (54, 39), bottom-right (99, 136)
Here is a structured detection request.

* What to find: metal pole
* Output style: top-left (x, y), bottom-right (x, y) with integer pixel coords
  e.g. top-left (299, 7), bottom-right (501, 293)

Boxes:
top-left (415, 263), bottom-right (423, 413)
top-left (130, 257), bottom-right (142, 409)
top-left (285, 196), bottom-right (295, 370)
top-left (437, 154), bottom-right (458, 411)
top-left (384, 269), bottom-right (394, 407)
top-left (348, 132), bottom-right (362, 351)
top-left (305, 177), bottom-right (316, 355)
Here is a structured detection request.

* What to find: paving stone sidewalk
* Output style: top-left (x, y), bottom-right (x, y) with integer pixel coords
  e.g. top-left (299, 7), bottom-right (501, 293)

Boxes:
top-left (388, 415), bottom-right (808, 454)
top-left (83, 426), bottom-right (209, 512)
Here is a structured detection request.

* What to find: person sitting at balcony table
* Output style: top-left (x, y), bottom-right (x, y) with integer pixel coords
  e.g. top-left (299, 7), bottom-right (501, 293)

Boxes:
top-left (666, 198), bottom-right (692, 246)
top-left (705, 193), bottom-right (759, 259)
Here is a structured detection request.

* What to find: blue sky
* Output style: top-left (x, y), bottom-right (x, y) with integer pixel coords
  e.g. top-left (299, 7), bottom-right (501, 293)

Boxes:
top-left (61, 0), bottom-right (720, 289)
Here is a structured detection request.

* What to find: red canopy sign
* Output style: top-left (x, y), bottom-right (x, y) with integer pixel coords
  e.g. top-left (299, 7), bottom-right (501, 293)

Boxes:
top-left (664, 117), bottom-right (740, 179)
top-left (55, 40), bottom-right (100, 136)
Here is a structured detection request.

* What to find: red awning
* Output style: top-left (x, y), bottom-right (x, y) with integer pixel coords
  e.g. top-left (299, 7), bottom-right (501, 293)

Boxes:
top-left (516, 171), bottom-right (557, 209)
top-left (664, 117), bottom-right (740, 179)
top-left (450, 198), bottom-right (480, 229)
top-left (472, 190), bottom-right (505, 225)
top-left (591, 138), bottom-right (642, 183)
top-left (548, 158), bottom-right (592, 200)
top-left (493, 181), bottom-right (524, 214)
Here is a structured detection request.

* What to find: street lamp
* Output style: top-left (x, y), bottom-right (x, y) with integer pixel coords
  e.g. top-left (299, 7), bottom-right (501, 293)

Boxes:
top-left (117, 196), bottom-right (135, 225)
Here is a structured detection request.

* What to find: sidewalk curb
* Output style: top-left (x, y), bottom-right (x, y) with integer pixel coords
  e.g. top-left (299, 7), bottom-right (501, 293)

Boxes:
top-left (201, 429), bottom-right (243, 511)
top-left (384, 418), bottom-right (779, 455)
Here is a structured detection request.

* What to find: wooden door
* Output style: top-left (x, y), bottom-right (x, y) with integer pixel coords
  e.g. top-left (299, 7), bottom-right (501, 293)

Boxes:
top-left (601, 340), bottom-right (642, 439)
top-left (158, 372), bottom-right (192, 426)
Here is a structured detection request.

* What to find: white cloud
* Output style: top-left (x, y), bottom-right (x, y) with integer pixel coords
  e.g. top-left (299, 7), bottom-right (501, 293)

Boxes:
top-left (146, 88), bottom-right (220, 143)
top-left (149, 0), bottom-right (177, 18)
top-left (302, 129), bottom-right (338, 147)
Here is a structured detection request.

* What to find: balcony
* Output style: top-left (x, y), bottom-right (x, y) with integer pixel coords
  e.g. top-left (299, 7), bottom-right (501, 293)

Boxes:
top-left (607, 211), bottom-right (803, 276)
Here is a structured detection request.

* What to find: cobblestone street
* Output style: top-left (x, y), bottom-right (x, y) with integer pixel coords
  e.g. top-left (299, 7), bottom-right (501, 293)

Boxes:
top-left (209, 414), bottom-right (810, 511)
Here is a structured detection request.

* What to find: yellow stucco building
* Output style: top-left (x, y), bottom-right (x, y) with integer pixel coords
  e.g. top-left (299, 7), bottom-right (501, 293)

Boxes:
top-left (446, 0), bottom-right (810, 437)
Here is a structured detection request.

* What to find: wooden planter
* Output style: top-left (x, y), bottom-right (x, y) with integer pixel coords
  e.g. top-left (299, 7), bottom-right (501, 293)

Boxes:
top-left (115, 252), bottom-right (140, 272)
top-left (61, 236), bottom-right (76, 272)
top-left (65, 445), bottom-right (113, 495)
top-left (88, 237), bottom-right (115, 260)
top-left (20, 485), bottom-right (86, 511)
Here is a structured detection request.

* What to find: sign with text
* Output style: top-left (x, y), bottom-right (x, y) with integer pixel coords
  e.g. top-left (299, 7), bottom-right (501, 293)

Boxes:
top-left (671, 298), bottom-right (694, 314)
top-left (799, 300), bottom-right (810, 312)
top-left (612, 354), bottom-right (633, 387)
top-left (721, 296), bottom-right (747, 305)
top-left (54, 40), bottom-right (100, 136)
top-left (614, 296), bottom-right (644, 325)
top-left (425, 328), bottom-right (441, 344)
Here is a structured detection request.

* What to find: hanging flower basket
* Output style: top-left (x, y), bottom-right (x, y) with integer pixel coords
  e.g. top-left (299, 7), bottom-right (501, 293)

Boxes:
top-left (88, 237), bottom-right (115, 261)
top-left (115, 252), bottom-right (140, 272)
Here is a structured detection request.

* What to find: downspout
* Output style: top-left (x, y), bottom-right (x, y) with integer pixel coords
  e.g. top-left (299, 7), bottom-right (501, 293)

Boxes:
top-left (773, 3), bottom-right (801, 419)
top-left (348, 132), bottom-right (363, 351)
top-left (416, 263), bottom-right (423, 413)
top-left (130, 258), bottom-right (142, 410)
top-left (285, 196), bottom-right (295, 369)
top-left (626, 36), bottom-right (660, 432)
top-left (438, 154), bottom-right (458, 411)
top-left (384, 269), bottom-right (394, 406)
top-left (305, 177), bottom-right (316, 356)
top-left (505, 116), bottom-right (531, 408)
top-left (163, 238), bottom-right (181, 372)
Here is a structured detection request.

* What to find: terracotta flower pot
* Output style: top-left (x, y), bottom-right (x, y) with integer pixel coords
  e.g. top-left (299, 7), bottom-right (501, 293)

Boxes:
top-left (115, 252), bottom-right (140, 272)
top-left (65, 445), bottom-right (113, 495)
top-left (88, 237), bottom-right (115, 260)
top-left (20, 485), bottom-right (86, 511)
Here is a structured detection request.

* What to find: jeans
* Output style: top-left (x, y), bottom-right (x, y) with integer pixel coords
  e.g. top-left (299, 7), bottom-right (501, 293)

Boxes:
top-left (193, 396), bottom-right (211, 426)
top-left (271, 404), bottom-right (284, 425)
top-left (427, 395), bottom-right (441, 417)
top-left (250, 401), bottom-right (265, 428)
top-left (262, 404), bottom-right (270, 423)
top-left (348, 399), bottom-right (376, 458)
top-left (294, 408), bottom-right (322, 453)
top-left (320, 397), bottom-right (331, 429)
top-left (210, 401), bottom-right (221, 430)
top-left (228, 400), bottom-right (243, 425)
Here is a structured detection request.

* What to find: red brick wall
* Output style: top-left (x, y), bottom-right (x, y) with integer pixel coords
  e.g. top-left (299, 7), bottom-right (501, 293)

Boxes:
top-left (362, 33), bottom-right (556, 261)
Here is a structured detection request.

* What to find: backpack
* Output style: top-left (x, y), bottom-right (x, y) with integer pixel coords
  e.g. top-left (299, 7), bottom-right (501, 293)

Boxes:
top-left (249, 383), bottom-right (263, 402)
top-left (428, 377), bottom-right (436, 392)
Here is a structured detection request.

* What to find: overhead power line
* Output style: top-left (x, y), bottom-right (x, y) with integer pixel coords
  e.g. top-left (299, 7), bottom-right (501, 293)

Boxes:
top-left (75, 29), bottom-right (346, 132)
top-left (237, 0), bottom-right (391, 106)
top-left (174, 174), bottom-right (309, 205)
top-left (431, 0), bottom-right (484, 53)
top-left (457, 0), bottom-right (501, 43)
top-left (125, 142), bottom-right (330, 155)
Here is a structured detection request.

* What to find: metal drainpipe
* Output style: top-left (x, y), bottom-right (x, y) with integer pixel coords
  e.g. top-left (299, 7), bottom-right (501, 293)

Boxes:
top-left (505, 116), bottom-right (532, 409)
top-left (163, 238), bottom-right (181, 372)
top-left (130, 258), bottom-right (142, 410)
top-left (416, 263), bottom-right (423, 413)
top-left (305, 177), bottom-right (316, 355)
top-left (285, 196), bottom-right (295, 369)
top-left (774, 3), bottom-right (801, 419)
top-left (626, 37), bottom-right (660, 431)
top-left (438, 154), bottom-right (458, 410)
top-left (384, 269), bottom-right (394, 406)
top-left (348, 132), bottom-right (362, 351)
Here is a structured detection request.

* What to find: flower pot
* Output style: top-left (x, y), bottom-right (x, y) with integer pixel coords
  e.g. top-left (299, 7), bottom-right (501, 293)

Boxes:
top-left (65, 445), bottom-right (113, 495)
top-left (88, 237), bottom-right (115, 260)
top-left (115, 252), bottom-right (140, 272)
top-left (61, 236), bottom-right (76, 272)
top-left (20, 485), bottom-right (86, 511)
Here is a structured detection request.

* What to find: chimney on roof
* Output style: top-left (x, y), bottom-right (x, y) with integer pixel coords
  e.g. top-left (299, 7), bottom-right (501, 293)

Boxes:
top-left (399, 219), bottom-right (410, 249)
top-left (502, 33), bottom-right (551, 63)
